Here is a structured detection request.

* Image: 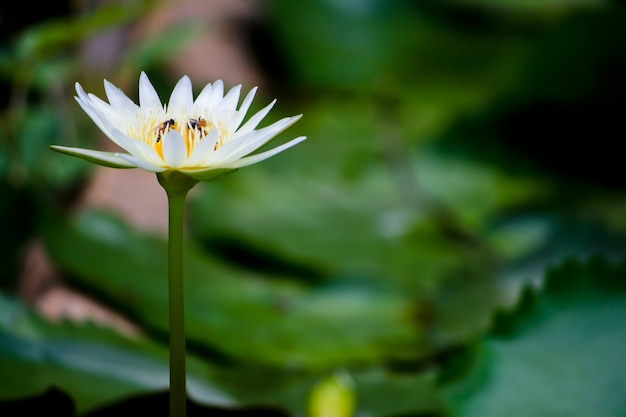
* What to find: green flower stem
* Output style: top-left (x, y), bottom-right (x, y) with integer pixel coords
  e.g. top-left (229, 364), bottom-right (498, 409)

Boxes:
top-left (167, 189), bottom-right (187, 417)
top-left (158, 172), bottom-right (199, 417)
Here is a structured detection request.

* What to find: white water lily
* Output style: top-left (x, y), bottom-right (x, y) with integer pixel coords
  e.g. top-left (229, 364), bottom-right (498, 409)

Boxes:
top-left (51, 72), bottom-right (306, 181)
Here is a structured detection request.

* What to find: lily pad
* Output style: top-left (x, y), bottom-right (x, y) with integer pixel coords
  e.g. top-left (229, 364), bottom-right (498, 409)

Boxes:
top-left (0, 290), bottom-right (444, 417)
top-left (439, 256), bottom-right (626, 417)
top-left (0, 292), bottom-right (233, 414)
top-left (41, 209), bottom-right (423, 370)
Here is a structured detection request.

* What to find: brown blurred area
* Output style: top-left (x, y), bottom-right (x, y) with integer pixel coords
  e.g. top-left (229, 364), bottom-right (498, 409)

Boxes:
top-left (17, 0), bottom-right (268, 336)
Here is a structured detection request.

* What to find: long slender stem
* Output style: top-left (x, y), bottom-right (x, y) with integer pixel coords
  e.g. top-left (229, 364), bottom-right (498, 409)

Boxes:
top-left (158, 171), bottom-right (198, 417)
top-left (167, 187), bottom-right (188, 417)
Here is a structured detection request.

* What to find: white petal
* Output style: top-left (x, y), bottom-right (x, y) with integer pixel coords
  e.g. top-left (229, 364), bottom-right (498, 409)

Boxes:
top-left (224, 136), bottom-right (307, 169)
top-left (119, 154), bottom-right (168, 172)
top-left (221, 84), bottom-right (242, 114)
top-left (75, 96), bottom-right (115, 138)
top-left (50, 145), bottom-right (137, 169)
top-left (215, 115), bottom-right (302, 164)
top-left (209, 80), bottom-right (224, 106)
top-left (193, 82), bottom-right (215, 109)
top-left (75, 93), bottom-right (137, 153)
top-left (75, 82), bottom-right (96, 107)
top-left (193, 80), bottom-right (224, 110)
top-left (86, 89), bottom-right (136, 130)
top-left (110, 128), bottom-right (163, 165)
top-left (76, 83), bottom-right (112, 122)
top-left (168, 75), bottom-right (193, 112)
top-left (86, 92), bottom-right (119, 121)
top-left (231, 86), bottom-right (257, 130)
top-left (104, 79), bottom-right (138, 114)
top-left (234, 99), bottom-right (277, 138)
top-left (75, 81), bottom-right (88, 99)
top-left (161, 130), bottom-right (188, 169)
top-left (139, 72), bottom-right (163, 112)
top-left (185, 129), bottom-right (219, 167)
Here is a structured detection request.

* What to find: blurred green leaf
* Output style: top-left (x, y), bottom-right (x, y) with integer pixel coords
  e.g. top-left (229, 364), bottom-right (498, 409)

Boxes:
top-left (14, 2), bottom-right (153, 61)
top-left (0, 288), bottom-right (442, 417)
top-left (0, 182), bottom-right (36, 289)
top-left (440, 0), bottom-right (607, 16)
top-left (41, 209), bottom-right (423, 370)
top-left (18, 106), bottom-right (90, 186)
top-left (0, 292), bottom-right (233, 415)
top-left (212, 367), bottom-right (443, 417)
top-left (121, 22), bottom-right (204, 74)
top-left (264, 0), bottom-right (528, 97)
top-left (187, 121), bottom-right (545, 294)
top-left (439, 256), bottom-right (626, 417)
top-left (430, 3), bottom-right (626, 191)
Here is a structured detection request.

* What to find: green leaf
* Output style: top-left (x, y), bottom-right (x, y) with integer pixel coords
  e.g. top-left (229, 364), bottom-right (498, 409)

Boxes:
top-left (438, 0), bottom-right (608, 16)
top-left (188, 160), bottom-right (496, 295)
top-left (439, 256), bottom-right (626, 417)
top-left (14, 2), bottom-right (151, 59)
top-left (0, 290), bottom-right (442, 417)
top-left (41, 209), bottom-right (423, 370)
top-left (0, 292), bottom-right (233, 415)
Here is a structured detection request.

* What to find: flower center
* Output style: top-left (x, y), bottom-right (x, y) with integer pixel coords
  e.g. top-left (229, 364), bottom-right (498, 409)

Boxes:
top-left (139, 115), bottom-right (227, 160)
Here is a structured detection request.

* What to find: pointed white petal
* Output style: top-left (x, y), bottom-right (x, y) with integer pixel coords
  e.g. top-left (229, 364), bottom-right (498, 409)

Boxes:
top-left (50, 145), bottom-right (137, 169)
top-left (85, 92), bottom-right (120, 122)
top-left (75, 94), bottom-right (137, 155)
top-left (224, 136), bottom-right (307, 168)
top-left (215, 115), bottom-right (303, 164)
top-left (234, 99), bottom-right (277, 138)
top-left (168, 75), bottom-right (193, 112)
top-left (118, 154), bottom-right (168, 172)
top-left (231, 86), bottom-right (257, 129)
top-left (185, 129), bottom-right (219, 167)
top-left (110, 128), bottom-right (164, 165)
top-left (139, 72), bottom-right (163, 111)
top-left (161, 130), bottom-right (188, 169)
top-left (221, 84), bottom-right (242, 114)
top-left (209, 79), bottom-right (224, 106)
top-left (75, 82), bottom-right (94, 105)
top-left (193, 82), bottom-right (215, 109)
top-left (193, 80), bottom-right (224, 110)
top-left (76, 83), bottom-right (112, 119)
top-left (74, 96), bottom-right (115, 138)
top-left (76, 84), bottom-right (115, 121)
top-left (104, 79), bottom-right (138, 114)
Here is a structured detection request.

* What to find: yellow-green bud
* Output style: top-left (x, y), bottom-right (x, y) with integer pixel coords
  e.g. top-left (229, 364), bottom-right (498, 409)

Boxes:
top-left (309, 370), bottom-right (356, 417)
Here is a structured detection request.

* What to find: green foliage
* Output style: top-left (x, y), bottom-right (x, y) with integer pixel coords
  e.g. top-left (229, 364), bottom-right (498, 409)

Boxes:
top-left (1, 0), bottom-right (626, 416)
top-left (41, 209), bottom-right (423, 370)
top-left (0, 291), bottom-right (232, 414)
top-left (0, 277), bottom-right (441, 416)
top-left (439, 257), bottom-right (626, 417)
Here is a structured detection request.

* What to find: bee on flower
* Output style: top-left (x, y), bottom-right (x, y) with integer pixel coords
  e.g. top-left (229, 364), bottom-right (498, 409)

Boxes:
top-left (152, 118), bottom-right (177, 143)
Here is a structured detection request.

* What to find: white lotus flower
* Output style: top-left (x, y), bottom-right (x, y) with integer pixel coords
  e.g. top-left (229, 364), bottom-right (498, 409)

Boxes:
top-left (51, 72), bottom-right (306, 181)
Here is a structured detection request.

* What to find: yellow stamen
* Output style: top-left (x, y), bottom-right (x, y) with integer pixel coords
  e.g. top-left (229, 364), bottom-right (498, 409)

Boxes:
top-left (132, 113), bottom-right (228, 161)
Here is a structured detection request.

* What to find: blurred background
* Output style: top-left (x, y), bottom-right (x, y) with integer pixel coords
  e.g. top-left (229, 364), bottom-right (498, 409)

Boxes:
top-left (1, 0), bottom-right (625, 416)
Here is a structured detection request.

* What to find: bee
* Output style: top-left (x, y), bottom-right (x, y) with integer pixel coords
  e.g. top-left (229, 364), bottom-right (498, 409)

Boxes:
top-left (187, 117), bottom-right (208, 136)
top-left (153, 118), bottom-right (176, 143)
